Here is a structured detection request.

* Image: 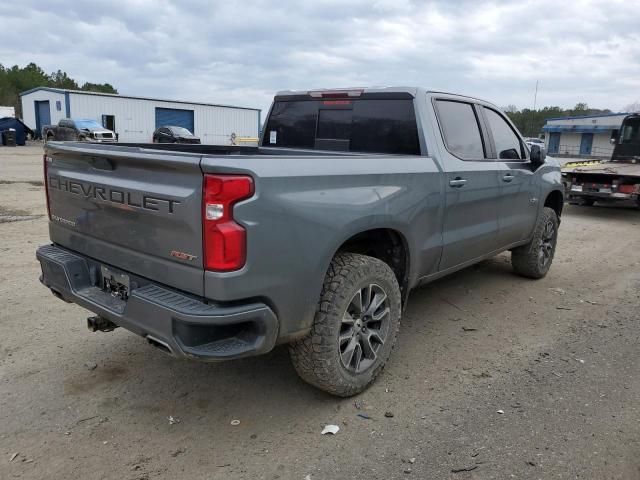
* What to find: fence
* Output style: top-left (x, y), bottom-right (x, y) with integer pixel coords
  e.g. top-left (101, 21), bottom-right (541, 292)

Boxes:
top-left (550, 144), bottom-right (613, 159)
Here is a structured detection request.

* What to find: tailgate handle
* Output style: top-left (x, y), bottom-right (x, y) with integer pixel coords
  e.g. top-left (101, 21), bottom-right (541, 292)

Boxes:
top-left (91, 157), bottom-right (114, 171)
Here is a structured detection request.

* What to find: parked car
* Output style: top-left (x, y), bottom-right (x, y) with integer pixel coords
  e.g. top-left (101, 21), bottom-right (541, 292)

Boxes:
top-left (37, 87), bottom-right (563, 396)
top-left (152, 126), bottom-right (201, 144)
top-left (43, 118), bottom-right (117, 143)
top-left (524, 137), bottom-right (545, 149)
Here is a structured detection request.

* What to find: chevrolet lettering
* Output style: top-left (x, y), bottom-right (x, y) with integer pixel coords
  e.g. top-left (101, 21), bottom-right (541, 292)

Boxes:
top-left (48, 175), bottom-right (180, 214)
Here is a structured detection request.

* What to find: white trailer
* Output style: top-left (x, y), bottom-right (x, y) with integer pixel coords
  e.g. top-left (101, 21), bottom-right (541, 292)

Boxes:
top-left (0, 106), bottom-right (15, 118)
top-left (20, 88), bottom-right (260, 144)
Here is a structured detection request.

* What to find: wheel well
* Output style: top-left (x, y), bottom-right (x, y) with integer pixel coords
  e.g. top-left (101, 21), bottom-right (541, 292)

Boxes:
top-left (337, 228), bottom-right (409, 303)
top-left (544, 190), bottom-right (564, 218)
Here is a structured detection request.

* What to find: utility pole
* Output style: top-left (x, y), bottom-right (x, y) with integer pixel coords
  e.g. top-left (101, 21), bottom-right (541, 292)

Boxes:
top-left (530, 80), bottom-right (539, 137)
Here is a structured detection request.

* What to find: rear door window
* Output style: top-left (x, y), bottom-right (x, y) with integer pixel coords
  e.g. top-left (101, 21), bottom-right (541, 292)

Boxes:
top-left (434, 100), bottom-right (485, 160)
top-left (263, 99), bottom-right (420, 154)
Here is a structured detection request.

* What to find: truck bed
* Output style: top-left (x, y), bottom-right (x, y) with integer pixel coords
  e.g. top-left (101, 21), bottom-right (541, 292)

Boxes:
top-left (563, 161), bottom-right (640, 178)
top-left (111, 142), bottom-right (372, 157)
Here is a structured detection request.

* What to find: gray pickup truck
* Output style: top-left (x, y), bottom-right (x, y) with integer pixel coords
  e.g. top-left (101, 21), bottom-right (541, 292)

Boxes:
top-left (43, 118), bottom-right (117, 143)
top-left (37, 87), bottom-right (564, 396)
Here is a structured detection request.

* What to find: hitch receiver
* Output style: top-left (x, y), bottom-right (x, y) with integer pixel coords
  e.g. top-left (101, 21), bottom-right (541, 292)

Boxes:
top-left (87, 316), bottom-right (119, 332)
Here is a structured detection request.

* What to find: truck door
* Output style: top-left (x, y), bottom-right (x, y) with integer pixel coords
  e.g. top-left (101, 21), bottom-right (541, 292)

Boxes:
top-left (433, 99), bottom-right (501, 270)
top-left (481, 107), bottom-right (539, 247)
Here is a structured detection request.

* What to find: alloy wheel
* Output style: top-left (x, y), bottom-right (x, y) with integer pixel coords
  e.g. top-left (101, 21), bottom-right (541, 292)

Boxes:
top-left (538, 219), bottom-right (556, 268)
top-left (339, 284), bottom-right (391, 373)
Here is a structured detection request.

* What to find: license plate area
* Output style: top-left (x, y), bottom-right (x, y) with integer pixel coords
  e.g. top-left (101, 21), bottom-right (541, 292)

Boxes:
top-left (101, 265), bottom-right (130, 301)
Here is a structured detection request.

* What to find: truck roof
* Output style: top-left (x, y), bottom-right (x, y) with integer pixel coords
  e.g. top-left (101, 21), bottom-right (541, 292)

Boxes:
top-left (274, 86), bottom-right (490, 104)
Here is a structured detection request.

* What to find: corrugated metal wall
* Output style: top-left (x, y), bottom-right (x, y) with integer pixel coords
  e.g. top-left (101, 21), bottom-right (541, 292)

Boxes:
top-left (20, 91), bottom-right (67, 132)
top-left (68, 93), bottom-right (259, 143)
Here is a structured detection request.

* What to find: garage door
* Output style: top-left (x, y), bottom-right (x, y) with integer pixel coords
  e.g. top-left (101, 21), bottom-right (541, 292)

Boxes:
top-left (155, 107), bottom-right (194, 133)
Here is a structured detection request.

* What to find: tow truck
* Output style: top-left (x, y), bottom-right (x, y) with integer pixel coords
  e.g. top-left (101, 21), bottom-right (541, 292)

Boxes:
top-left (563, 113), bottom-right (640, 207)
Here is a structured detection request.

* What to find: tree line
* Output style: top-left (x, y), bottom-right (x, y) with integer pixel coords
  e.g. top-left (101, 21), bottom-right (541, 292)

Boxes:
top-left (0, 63), bottom-right (117, 118)
top-left (503, 103), bottom-right (618, 137)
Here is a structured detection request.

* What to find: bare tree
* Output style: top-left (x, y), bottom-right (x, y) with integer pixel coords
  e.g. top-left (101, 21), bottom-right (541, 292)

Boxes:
top-left (623, 101), bottom-right (640, 113)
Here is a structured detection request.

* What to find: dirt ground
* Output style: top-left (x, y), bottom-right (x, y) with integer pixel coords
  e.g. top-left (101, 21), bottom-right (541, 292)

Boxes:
top-left (1, 145), bottom-right (639, 480)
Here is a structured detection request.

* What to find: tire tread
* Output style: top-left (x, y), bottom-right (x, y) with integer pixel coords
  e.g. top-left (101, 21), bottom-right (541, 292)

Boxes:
top-left (289, 253), bottom-right (401, 397)
top-left (511, 207), bottom-right (559, 279)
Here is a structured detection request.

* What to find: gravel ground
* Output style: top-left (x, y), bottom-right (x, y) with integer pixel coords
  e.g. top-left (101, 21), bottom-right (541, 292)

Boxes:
top-left (1, 146), bottom-right (639, 480)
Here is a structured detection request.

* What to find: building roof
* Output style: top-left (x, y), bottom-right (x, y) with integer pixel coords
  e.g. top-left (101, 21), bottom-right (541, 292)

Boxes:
top-left (19, 87), bottom-right (260, 112)
top-left (545, 112), bottom-right (629, 121)
top-left (542, 124), bottom-right (620, 133)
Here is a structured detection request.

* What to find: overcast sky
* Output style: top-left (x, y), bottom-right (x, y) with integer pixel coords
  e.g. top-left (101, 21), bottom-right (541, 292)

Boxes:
top-left (2, 0), bottom-right (639, 114)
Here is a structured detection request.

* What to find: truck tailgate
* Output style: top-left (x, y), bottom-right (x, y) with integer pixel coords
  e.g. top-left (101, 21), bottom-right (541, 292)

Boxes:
top-left (45, 144), bottom-right (204, 295)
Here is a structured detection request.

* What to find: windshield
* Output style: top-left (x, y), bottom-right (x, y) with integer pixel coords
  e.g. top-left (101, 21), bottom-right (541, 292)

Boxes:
top-left (74, 119), bottom-right (104, 130)
top-left (262, 98), bottom-right (421, 155)
top-left (169, 126), bottom-right (193, 136)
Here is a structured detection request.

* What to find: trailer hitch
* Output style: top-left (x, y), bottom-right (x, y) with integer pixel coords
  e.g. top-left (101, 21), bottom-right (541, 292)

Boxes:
top-left (87, 316), bottom-right (119, 332)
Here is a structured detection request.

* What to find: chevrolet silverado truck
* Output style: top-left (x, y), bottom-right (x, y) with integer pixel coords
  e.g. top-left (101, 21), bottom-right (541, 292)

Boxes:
top-left (36, 87), bottom-right (564, 396)
top-left (43, 118), bottom-right (117, 143)
top-left (564, 113), bottom-right (640, 207)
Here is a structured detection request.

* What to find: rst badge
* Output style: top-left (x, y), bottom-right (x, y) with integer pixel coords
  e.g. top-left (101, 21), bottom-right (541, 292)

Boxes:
top-left (170, 250), bottom-right (198, 261)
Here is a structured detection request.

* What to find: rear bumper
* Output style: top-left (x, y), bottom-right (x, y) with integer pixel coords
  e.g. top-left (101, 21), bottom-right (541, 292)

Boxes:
top-left (36, 244), bottom-right (278, 361)
top-left (568, 190), bottom-right (638, 202)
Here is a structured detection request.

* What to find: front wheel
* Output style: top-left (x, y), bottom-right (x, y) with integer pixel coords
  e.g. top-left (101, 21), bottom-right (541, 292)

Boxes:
top-left (289, 253), bottom-right (401, 397)
top-left (511, 207), bottom-right (559, 279)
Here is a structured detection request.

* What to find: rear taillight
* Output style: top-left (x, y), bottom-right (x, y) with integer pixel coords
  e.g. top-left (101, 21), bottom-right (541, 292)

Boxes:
top-left (202, 174), bottom-right (254, 271)
top-left (43, 154), bottom-right (51, 219)
top-left (618, 184), bottom-right (637, 194)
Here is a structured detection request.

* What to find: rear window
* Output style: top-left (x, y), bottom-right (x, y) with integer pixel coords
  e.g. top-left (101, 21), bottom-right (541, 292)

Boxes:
top-left (262, 99), bottom-right (421, 155)
top-left (621, 117), bottom-right (640, 145)
top-left (434, 100), bottom-right (485, 160)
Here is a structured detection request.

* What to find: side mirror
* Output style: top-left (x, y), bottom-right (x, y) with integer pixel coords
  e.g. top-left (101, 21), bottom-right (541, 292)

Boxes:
top-left (609, 137), bottom-right (617, 145)
top-left (530, 144), bottom-right (546, 168)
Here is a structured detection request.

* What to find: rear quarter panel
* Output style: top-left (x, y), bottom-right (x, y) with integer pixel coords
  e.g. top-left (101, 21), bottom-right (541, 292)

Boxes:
top-left (201, 154), bottom-right (444, 340)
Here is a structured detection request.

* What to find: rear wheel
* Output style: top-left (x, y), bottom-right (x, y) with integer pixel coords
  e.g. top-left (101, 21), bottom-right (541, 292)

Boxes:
top-left (511, 207), bottom-right (559, 279)
top-left (289, 253), bottom-right (401, 397)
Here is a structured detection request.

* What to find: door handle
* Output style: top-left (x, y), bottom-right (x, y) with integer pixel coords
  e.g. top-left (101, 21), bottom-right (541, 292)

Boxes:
top-left (502, 174), bottom-right (514, 182)
top-left (449, 178), bottom-right (467, 188)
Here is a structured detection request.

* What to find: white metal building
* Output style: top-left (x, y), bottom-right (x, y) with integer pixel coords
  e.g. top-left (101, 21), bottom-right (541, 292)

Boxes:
top-left (0, 106), bottom-right (15, 118)
top-left (20, 87), bottom-right (260, 144)
top-left (542, 113), bottom-right (629, 159)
